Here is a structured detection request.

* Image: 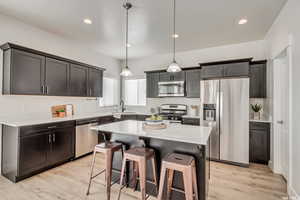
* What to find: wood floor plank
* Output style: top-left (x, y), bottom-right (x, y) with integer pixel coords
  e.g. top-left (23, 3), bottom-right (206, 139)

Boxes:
top-left (0, 155), bottom-right (287, 200)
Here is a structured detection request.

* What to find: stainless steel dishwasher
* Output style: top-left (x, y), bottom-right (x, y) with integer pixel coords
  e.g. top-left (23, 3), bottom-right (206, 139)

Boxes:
top-left (75, 118), bottom-right (99, 158)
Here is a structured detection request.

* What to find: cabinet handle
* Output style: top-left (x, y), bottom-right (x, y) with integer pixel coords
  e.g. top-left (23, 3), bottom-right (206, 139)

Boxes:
top-left (45, 86), bottom-right (48, 94)
top-left (41, 86), bottom-right (44, 94)
top-left (49, 134), bottom-right (52, 144)
top-left (48, 126), bottom-right (57, 129)
top-left (53, 133), bottom-right (56, 143)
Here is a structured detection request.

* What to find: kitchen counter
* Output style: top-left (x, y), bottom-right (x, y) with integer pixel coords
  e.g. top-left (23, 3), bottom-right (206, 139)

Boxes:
top-left (0, 112), bottom-right (151, 127)
top-left (91, 120), bottom-right (211, 145)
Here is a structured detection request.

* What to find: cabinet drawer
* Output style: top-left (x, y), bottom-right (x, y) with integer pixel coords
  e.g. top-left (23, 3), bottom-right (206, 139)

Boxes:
top-left (249, 122), bottom-right (270, 131)
top-left (182, 118), bottom-right (200, 126)
top-left (20, 121), bottom-right (75, 137)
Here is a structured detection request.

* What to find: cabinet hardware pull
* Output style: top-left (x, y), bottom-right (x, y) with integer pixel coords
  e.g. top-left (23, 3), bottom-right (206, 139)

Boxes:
top-left (41, 86), bottom-right (44, 94)
top-left (45, 86), bottom-right (48, 94)
top-left (48, 126), bottom-right (57, 129)
top-left (49, 134), bottom-right (52, 144)
top-left (53, 134), bottom-right (56, 143)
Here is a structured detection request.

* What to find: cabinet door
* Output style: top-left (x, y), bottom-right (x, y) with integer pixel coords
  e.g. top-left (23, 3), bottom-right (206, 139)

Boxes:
top-left (159, 72), bottom-right (171, 82)
top-left (45, 58), bottom-right (69, 96)
top-left (201, 65), bottom-right (224, 79)
top-left (146, 73), bottom-right (159, 98)
top-left (19, 131), bottom-right (50, 176)
top-left (249, 129), bottom-right (269, 164)
top-left (49, 126), bottom-right (75, 166)
top-left (250, 63), bottom-right (267, 98)
top-left (11, 49), bottom-right (45, 95)
top-left (172, 71), bottom-right (185, 81)
top-left (69, 64), bottom-right (88, 96)
top-left (121, 115), bottom-right (137, 121)
top-left (88, 68), bottom-right (103, 97)
top-left (223, 62), bottom-right (249, 77)
top-left (186, 69), bottom-right (201, 98)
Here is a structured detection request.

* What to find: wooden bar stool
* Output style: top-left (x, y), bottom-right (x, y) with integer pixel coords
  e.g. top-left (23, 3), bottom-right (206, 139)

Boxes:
top-left (118, 147), bottom-right (158, 200)
top-left (86, 142), bottom-right (123, 200)
top-left (157, 153), bottom-right (198, 200)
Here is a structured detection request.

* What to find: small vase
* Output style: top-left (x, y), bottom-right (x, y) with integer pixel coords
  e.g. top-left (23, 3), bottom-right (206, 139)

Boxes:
top-left (253, 112), bottom-right (260, 120)
top-left (59, 112), bottom-right (66, 118)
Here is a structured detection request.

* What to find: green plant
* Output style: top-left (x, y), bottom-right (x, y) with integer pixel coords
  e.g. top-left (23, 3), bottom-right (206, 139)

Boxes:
top-left (251, 104), bottom-right (262, 113)
top-left (57, 109), bottom-right (65, 113)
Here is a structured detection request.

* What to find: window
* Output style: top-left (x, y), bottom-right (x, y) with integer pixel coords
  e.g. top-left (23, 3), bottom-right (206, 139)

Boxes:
top-left (124, 79), bottom-right (146, 106)
top-left (99, 77), bottom-right (119, 106)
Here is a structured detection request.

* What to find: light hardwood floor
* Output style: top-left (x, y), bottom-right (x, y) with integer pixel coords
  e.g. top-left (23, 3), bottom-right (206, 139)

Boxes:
top-left (0, 155), bottom-right (287, 200)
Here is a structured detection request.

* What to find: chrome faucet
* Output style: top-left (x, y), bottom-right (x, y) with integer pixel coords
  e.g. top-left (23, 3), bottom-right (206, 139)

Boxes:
top-left (120, 99), bottom-right (125, 112)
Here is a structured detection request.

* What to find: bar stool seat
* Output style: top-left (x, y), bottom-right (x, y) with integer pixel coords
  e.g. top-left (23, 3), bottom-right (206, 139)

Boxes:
top-left (158, 153), bottom-right (198, 200)
top-left (86, 142), bottom-right (123, 200)
top-left (118, 147), bottom-right (158, 200)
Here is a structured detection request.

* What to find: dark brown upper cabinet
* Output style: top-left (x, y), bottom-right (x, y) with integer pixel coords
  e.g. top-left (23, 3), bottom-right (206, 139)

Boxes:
top-left (1, 43), bottom-right (104, 97)
top-left (88, 68), bottom-right (103, 97)
top-left (200, 58), bottom-right (252, 80)
top-left (3, 49), bottom-right (45, 95)
top-left (250, 60), bottom-right (267, 98)
top-left (69, 64), bottom-right (88, 96)
top-left (159, 71), bottom-right (185, 82)
top-left (146, 72), bottom-right (159, 98)
top-left (185, 69), bottom-right (201, 98)
top-left (45, 58), bottom-right (69, 96)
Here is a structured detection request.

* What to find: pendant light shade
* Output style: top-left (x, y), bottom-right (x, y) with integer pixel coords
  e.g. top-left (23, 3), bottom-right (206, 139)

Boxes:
top-left (120, 66), bottom-right (132, 76)
top-left (120, 2), bottom-right (133, 77)
top-left (167, 0), bottom-right (182, 73)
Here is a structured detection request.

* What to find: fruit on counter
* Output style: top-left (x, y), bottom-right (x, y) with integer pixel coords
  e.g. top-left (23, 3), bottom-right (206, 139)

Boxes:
top-left (149, 115), bottom-right (163, 121)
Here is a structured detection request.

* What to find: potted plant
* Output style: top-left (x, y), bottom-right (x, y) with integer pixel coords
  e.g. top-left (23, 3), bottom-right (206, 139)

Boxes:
top-left (251, 104), bottom-right (262, 120)
top-left (57, 109), bottom-right (66, 118)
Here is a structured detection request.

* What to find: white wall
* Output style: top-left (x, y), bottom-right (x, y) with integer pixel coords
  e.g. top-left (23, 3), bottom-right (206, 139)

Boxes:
top-left (0, 14), bottom-right (121, 171)
top-left (0, 13), bottom-right (121, 118)
top-left (126, 40), bottom-right (267, 77)
top-left (265, 0), bottom-right (300, 198)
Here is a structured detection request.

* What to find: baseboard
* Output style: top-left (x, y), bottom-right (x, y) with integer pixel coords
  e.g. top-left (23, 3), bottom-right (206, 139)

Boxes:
top-left (288, 185), bottom-right (300, 200)
top-left (268, 160), bottom-right (274, 172)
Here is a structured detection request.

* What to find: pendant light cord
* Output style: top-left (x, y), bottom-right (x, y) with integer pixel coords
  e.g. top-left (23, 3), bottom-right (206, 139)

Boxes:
top-left (173, 0), bottom-right (176, 62)
top-left (125, 3), bottom-right (129, 68)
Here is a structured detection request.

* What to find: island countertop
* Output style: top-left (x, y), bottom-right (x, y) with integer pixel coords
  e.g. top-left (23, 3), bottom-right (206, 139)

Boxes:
top-left (91, 120), bottom-right (212, 145)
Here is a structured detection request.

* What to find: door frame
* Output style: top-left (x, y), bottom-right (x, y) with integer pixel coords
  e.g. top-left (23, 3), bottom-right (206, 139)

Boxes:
top-left (272, 35), bottom-right (293, 188)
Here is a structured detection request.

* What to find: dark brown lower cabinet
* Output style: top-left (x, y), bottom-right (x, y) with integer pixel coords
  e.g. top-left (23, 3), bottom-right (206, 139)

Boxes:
top-left (249, 122), bottom-right (270, 164)
top-left (1, 121), bottom-right (75, 182)
top-left (19, 131), bottom-right (50, 177)
top-left (182, 117), bottom-right (200, 126)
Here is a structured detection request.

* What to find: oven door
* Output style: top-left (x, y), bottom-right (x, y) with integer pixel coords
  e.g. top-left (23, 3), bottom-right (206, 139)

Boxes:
top-left (158, 81), bottom-right (185, 97)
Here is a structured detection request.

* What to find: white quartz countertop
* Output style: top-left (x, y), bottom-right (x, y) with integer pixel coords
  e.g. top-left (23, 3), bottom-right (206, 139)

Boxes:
top-left (91, 120), bottom-right (212, 145)
top-left (0, 112), bottom-right (151, 127)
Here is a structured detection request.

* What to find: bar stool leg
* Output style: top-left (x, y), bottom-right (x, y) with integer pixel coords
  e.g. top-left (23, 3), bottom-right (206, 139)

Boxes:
top-left (192, 161), bottom-right (199, 200)
top-left (132, 161), bottom-right (139, 191)
top-left (86, 150), bottom-right (97, 195)
top-left (105, 150), bottom-right (113, 200)
top-left (117, 156), bottom-right (127, 200)
top-left (183, 167), bottom-right (194, 200)
top-left (151, 155), bottom-right (159, 195)
top-left (167, 169), bottom-right (174, 200)
top-left (157, 164), bottom-right (167, 200)
top-left (138, 158), bottom-right (147, 200)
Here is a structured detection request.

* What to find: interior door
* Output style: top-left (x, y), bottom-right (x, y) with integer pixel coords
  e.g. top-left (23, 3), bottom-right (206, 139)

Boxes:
top-left (220, 78), bottom-right (249, 164)
top-left (273, 49), bottom-right (290, 180)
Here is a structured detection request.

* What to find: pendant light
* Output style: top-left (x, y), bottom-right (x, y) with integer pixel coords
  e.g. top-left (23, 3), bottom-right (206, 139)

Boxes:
top-left (120, 1), bottom-right (133, 77)
top-left (167, 0), bottom-right (182, 73)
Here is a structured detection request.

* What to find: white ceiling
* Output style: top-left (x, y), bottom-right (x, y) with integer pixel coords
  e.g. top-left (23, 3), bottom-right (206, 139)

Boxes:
top-left (0, 0), bottom-right (286, 59)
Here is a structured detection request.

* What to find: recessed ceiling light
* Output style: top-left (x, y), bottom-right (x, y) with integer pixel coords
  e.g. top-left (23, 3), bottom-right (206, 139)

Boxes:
top-left (238, 18), bottom-right (248, 25)
top-left (83, 18), bottom-right (92, 25)
top-left (126, 43), bottom-right (131, 47)
top-left (172, 34), bottom-right (179, 38)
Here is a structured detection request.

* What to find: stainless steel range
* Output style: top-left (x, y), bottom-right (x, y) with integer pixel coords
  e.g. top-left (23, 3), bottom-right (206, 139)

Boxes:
top-left (159, 104), bottom-right (187, 123)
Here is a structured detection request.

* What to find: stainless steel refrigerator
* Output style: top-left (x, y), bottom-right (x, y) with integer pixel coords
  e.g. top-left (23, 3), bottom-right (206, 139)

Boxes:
top-left (200, 78), bottom-right (249, 165)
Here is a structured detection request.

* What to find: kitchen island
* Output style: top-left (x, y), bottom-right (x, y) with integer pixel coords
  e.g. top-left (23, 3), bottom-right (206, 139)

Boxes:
top-left (91, 120), bottom-right (212, 200)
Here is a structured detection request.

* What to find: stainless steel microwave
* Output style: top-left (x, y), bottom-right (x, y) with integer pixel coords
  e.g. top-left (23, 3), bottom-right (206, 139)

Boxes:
top-left (158, 81), bottom-right (185, 97)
